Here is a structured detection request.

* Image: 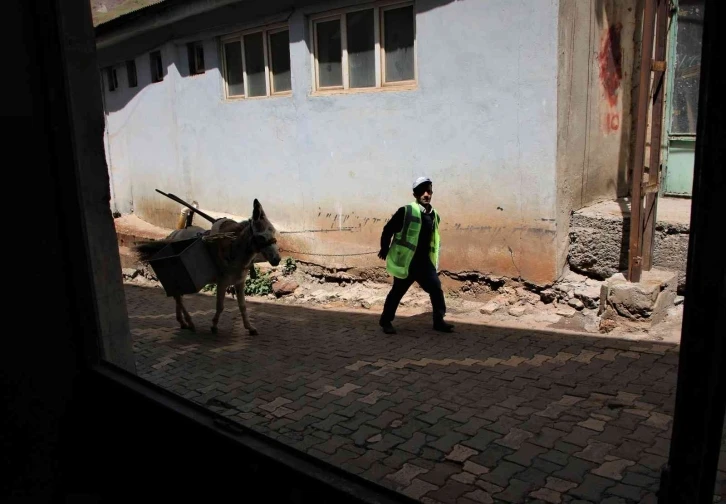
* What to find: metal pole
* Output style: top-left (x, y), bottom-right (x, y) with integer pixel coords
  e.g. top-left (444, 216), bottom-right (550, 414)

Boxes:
top-left (659, 0), bottom-right (726, 501)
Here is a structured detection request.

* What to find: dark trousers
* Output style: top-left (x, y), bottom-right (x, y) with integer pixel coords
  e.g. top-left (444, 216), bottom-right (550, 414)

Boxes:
top-left (380, 258), bottom-right (446, 325)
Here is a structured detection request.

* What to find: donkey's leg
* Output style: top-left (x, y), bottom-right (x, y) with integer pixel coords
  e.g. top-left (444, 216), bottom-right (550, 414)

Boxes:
top-left (235, 272), bottom-right (257, 335)
top-left (174, 295), bottom-right (195, 331)
top-left (174, 296), bottom-right (187, 329)
top-left (211, 282), bottom-right (227, 334)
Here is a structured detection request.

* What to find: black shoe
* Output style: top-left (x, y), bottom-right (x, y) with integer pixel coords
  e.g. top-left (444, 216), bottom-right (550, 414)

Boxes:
top-left (433, 320), bottom-right (454, 332)
top-left (380, 322), bottom-right (397, 334)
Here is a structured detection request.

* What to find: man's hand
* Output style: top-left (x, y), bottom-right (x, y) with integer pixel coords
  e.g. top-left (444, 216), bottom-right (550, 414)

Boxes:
top-left (378, 247), bottom-right (388, 260)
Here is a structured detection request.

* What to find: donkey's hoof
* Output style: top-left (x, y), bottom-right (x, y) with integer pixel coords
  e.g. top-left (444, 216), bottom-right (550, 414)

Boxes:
top-left (248, 327), bottom-right (258, 336)
top-left (210, 326), bottom-right (218, 334)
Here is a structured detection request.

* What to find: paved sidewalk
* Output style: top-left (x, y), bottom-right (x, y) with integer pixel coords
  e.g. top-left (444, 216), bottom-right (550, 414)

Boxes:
top-left (126, 284), bottom-right (725, 503)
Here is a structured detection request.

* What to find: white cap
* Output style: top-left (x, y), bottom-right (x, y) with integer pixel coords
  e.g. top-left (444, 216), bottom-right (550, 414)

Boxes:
top-left (412, 176), bottom-right (432, 190)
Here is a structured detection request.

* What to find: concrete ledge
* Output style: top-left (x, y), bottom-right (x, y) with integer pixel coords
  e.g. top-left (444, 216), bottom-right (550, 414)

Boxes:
top-left (568, 198), bottom-right (690, 293)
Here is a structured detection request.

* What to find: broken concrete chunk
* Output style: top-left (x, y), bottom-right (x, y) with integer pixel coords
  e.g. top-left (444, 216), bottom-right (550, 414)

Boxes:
top-left (480, 301), bottom-right (500, 315)
top-left (556, 306), bottom-right (577, 318)
top-left (568, 298), bottom-right (585, 310)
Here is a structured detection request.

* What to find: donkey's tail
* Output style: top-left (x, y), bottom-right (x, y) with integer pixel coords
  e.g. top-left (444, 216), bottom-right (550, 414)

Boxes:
top-left (133, 240), bottom-right (169, 263)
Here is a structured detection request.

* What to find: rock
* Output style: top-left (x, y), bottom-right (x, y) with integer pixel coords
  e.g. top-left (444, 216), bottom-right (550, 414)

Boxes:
top-left (567, 290), bottom-right (575, 300)
top-left (360, 301), bottom-right (371, 309)
top-left (508, 305), bottom-right (527, 317)
top-left (122, 268), bottom-right (138, 279)
top-left (480, 301), bottom-right (500, 315)
top-left (599, 319), bottom-right (617, 333)
top-left (674, 296), bottom-right (684, 306)
top-left (540, 289), bottom-right (556, 304)
top-left (556, 306), bottom-right (577, 318)
top-left (575, 284), bottom-right (601, 309)
top-left (600, 269), bottom-right (677, 323)
top-left (568, 298), bottom-right (585, 310)
top-left (272, 280), bottom-right (299, 297)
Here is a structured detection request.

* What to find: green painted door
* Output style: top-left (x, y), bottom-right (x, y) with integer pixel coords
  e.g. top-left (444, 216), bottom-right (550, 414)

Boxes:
top-left (663, 0), bottom-right (704, 197)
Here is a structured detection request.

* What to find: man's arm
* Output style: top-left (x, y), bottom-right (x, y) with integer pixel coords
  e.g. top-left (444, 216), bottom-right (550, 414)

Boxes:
top-left (378, 207), bottom-right (405, 259)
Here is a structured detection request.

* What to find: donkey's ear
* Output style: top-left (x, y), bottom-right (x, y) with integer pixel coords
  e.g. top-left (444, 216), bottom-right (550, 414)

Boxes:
top-left (252, 199), bottom-right (265, 220)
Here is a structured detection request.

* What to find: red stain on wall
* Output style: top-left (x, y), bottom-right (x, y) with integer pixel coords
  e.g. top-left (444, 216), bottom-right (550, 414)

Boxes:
top-left (599, 23), bottom-right (623, 107)
top-left (604, 112), bottom-right (620, 132)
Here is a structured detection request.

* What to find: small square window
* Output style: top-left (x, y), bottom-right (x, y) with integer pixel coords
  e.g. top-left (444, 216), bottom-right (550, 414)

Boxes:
top-left (150, 50), bottom-right (164, 83)
top-left (187, 41), bottom-right (205, 75)
top-left (126, 60), bottom-right (138, 88)
top-left (106, 67), bottom-right (118, 91)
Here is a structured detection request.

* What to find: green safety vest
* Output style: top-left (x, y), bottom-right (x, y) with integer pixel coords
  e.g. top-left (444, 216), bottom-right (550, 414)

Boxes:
top-left (386, 202), bottom-right (441, 279)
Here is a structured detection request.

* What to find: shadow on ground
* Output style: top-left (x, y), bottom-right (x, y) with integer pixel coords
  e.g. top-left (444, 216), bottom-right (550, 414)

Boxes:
top-left (124, 284), bottom-right (724, 504)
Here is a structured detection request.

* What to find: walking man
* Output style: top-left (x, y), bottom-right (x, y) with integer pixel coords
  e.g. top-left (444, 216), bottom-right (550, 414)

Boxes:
top-left (378, 177), bottom-right (454, 334)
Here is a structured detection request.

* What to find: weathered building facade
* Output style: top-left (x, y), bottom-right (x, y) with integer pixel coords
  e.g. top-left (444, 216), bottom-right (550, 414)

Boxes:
top-left (97, 0), bottom-right (669, 286)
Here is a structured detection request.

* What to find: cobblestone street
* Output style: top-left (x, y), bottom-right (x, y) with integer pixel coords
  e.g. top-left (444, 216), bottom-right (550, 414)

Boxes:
top-left (126, 284), bottom-right (725, 503)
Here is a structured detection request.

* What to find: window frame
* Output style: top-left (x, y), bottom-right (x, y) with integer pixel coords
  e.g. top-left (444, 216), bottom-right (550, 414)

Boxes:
top-left (150, 50), bottom-right (164, 83)
top-left (187, 40), bottom-right (206, 75)
top-left (126, 59), bottom-right (138, 88)
top-left (309, 0), bottom-right (416, 95)
top-left (106, 66), bottom-right (118, 91)
top-left (220, 24), bottom-right (292, 100)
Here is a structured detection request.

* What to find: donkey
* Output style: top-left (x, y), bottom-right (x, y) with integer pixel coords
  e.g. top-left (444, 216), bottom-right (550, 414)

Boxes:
top-left (134, 199), bottom-right (280, 335)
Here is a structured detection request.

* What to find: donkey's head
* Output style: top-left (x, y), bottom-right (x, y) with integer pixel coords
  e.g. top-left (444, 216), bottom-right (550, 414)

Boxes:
top-left (250, 199), bottom-right (281, 267)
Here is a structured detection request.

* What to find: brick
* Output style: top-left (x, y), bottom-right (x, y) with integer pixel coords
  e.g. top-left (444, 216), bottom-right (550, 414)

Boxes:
top-left (462, 430), bottom-right (501, 451)
top-left (528, 487), bottom-right (562, 503)
top-left (445, 444), bottom-right (478, 463)
top-left (553, 458), bottom-right (598, 484)
top-left (426, 479), bottom-right (477, 504)
top-left (385, 462), bottom-right (429, 487)
top-left (569, 474), bottom-right (617, 501)
top-left (532, 427), bottom-right (568, 448)
top-left (463, 460), bottom-right (489, 475)
top-left (504, 443), bottom-right (549, 467)
top-left (419, 406), bottom-right (456, 425)
top-left (532, 457), bottom-right (564, 475)
top-left (516, 466), bottom-right (549, 487)
top-left (470, 445), bottom-right (514, 469)
top-left (592, 458), bottom-right (636, 481)
top-left (366, 410), bottom-right (402, 429)
top-left (462, 489), bottom-right (494, 503)
top-left (401, 478), bottom-right (438, 500)
top-left (311, 413), bottom-right (347, 432)
top-left (562, 426), bottom-right (598, 447)
top-left (606, 483), bottom-right (646, 501)
top-left (573, 440), bottom-right (616, 463)
top-left (399, 432), bottom-right (429, 455)
top-left (455, 417), bottom-right (493, 436)
top-left (352, 425), bottom-right (381, 447)
top-left (493, 478), bottom-right (536, 503)
top-left (430, 431), bottom-right (469, 453)
top-left (451, 471), bottom-right (477, 484)
top-left (546, 476), bottom-right (578, 492)
top-left (418, 462), bottom-right (462, 486)
top-left (487, 416), bottom-right (521, 435)
top-left (480, 461), bottom-right (526, 487)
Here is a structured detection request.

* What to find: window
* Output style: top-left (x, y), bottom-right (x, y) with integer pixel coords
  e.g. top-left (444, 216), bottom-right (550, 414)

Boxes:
top-left (106, 66), bottom-right (118, 91)
top-left (187, 41), bottom-right (205, 75)
top-left (311, 2), bottom-right (415, 93)
top-left (222, 26), bottom-right (291, 99)
top-left (150, 50), bottom-right (164, 83)
top-left (126, 59), bottom-right (138, 88)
